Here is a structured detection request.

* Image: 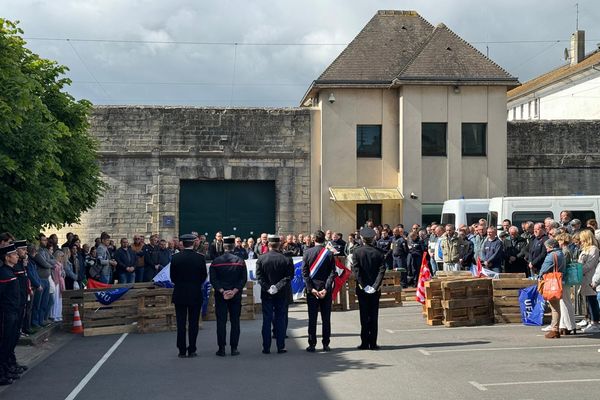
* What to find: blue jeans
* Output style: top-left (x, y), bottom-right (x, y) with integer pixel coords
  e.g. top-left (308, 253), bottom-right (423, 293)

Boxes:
top-left (261, 296), bottom-right (287, 352)
top-left (135, 268), bottom-right (144, 283)
top-left (99, 274), bottom-right (112, 284)
top-left (429, 256), bottom-right (438, 275)
top-left (32, 279), bottom-right (50, 326)
top-left (118, 271), bottom-right (135, 284)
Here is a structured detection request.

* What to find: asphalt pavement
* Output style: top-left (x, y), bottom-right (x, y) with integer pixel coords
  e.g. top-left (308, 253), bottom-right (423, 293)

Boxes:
top-left (2, 302), bottom-right (600, 400)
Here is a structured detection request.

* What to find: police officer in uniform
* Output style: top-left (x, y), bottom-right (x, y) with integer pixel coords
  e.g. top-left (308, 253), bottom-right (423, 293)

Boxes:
top-left (255, 235), bottom-right (294, 354)
top-left (209, 235), bottom-right (247, 357)
top-left (391, 228), bottom-right (409, 287)
top-left (13, 240), bottom-right (31, 373)
top-left (0, 245), bottom-right (23, 385)
top-left (170, 234), bottom-right (208, 358)
top-left (302, 230), bottom-right (336, 352)
top-left (351, 227), bottom-right (386, 350)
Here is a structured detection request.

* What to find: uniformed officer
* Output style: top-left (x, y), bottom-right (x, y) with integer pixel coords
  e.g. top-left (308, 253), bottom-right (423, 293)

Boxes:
top-left (209, 235), bottom-right (247, 357)
top-left (170, 233), bottom-right (208, 358)
top-left (302, 230), bottom-right (336, 353)
top-left (351, 227), bottom-right (386, 350)
top-left (12, 240), bottom-right (31, 369)
top-left (391, 228), bottom-right (409, 286)
top-left (255, 234), bottom-right (294, 354)
top-left (0, 245), bottom-right (22, 385)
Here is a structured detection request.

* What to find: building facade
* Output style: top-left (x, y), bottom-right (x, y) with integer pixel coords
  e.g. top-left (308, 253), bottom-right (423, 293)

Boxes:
top-left (303, 10), bottom-right (518, 233)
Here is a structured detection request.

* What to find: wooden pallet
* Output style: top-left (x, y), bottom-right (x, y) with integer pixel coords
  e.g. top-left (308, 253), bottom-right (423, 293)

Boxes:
top-left (424, 280), bottom-right (443, 325)
top-left (347, 271), bottom-right (403, 311)
top-left (203, 281), bottom-right (255, 321)
top-left (492, 278), bottom-right (551, 324)
top-left (441, 279), bottom-right (494, 328)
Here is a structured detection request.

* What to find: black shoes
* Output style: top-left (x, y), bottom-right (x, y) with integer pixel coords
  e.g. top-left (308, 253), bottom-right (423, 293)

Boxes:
top-left (306, 345), bottom-right (316, 353)
top-left (262, 349), bottom-right (270, 354)
top-left (357, 344), bottom-right (369, 350)
top-left (177, 353), bottom-right (187, 358)
top-left (187, 352), bottom-right (197, 358)
top-left (0, 376), bottom-right (12, 386)
top-left (370, 345), bottom-right (381, 351)
top-left (277, 349), bottom-right (287, 354)
top-left (231, 348), bottom-right (240, 356)
top-left (322, 345), bottom-right (331, 352)
top-left (215, 348), bottom-right (226, 357)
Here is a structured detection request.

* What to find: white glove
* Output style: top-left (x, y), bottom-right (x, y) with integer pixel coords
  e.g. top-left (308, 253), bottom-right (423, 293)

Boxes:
top-left (268, 285), bottom-right (278, 295)
top-left (364, 285), bottom-right (376, 294)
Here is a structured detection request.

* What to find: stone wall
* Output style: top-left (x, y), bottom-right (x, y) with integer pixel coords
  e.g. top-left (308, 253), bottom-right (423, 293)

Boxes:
top-left (507, 120), bottom-right (600, 196)
top-left (55, 106), bottom-right (311, 244)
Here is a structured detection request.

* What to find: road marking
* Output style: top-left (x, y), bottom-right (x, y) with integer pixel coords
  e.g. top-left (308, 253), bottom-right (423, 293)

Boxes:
top-left (417, 349), bottom-right (431, 356)
top-left (385, 329), bottom-right (395, 334)
top-left (426, 343), bottom-right (600, 355)
top-left (386, 324), bottom-right (527, 333)
top-left (470, 378), bottom-right (600, 391)
top-left (65, 333), bottom-right (129, 400)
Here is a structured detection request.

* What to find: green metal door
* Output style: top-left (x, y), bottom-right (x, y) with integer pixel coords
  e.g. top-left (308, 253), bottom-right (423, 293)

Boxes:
top-left (179, 180), bottom-right (276, 239)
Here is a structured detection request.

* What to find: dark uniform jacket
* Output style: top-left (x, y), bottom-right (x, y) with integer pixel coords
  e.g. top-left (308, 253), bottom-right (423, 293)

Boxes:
top-left (255, 250), bottom-right (294, 301)
top-left (115, 247), bottom-right (137, 274)
top-left (0, 264), bottom-right (20, 314)
top-left (301, 245), bottom-right (336, 292)
top-left (14, 260), bottom-right (28, 308)
top-left (330, 238), bottom-right (346, 255)
top-left (170, 249), bottom-right (208, 305)
top-left (351, 244), bottom-right (386, 290)
top-left (232, 247), bottom-right (248, 260)
top-left (391, 235), bottom-right (408, 258)
top-left (209, 253), bottom-right (247, 296)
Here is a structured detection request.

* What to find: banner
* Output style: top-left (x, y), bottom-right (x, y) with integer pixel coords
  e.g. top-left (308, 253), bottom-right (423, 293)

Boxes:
top-left (332, 258), bottom-right (351, 298)
top-left (94, 287), bottom-right (131, 305)
top-left (87, 278), bottom-right (111, 289)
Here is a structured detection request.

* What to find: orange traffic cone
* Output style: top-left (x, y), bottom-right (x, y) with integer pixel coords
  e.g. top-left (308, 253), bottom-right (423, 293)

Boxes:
top-left (71, 304), bottom-right (84, 334)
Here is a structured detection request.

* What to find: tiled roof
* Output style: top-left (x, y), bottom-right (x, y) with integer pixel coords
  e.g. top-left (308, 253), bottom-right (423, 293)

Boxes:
top-left (307, 10), bottom-right (517, 96)
top-left (508, 51), bottom-right (600, 100)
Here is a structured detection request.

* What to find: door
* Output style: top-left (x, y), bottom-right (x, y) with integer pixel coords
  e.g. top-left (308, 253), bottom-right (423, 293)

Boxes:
top-left (179, 180), bottom-right (276, 239)
top-left (356, 204), bottom-right (382, 229)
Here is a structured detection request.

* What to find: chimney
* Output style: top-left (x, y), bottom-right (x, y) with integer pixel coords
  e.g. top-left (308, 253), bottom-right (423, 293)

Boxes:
top-left (570, 30), bottom-right (585, 65)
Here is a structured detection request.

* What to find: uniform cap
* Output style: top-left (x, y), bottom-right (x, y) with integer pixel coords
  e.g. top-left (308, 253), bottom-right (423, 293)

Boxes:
top-left (14, 240), bottom-right (27, 249)
top-left (223, 235), bottom-right (235, 244)
top-left (0, 244), bottom-right (17, 257)
top-left (267, 234), bottom-right (280, 243)
top-left (180, 233), bottom-right (198, 241)
top-left (359, 227), bottom-right (376, 239)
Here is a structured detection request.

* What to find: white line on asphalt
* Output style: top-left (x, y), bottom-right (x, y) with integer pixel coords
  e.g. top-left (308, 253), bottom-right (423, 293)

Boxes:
top-left (385, 329), bottom-right (395, 334)
top-left (64, 333), bottom-right (129, 400)
top-left (470, 378), bottom-right (600, 391)
top-left (425, 343), bottom-right (600, 355)
top-left (418, 349), bottom-right (431, 356)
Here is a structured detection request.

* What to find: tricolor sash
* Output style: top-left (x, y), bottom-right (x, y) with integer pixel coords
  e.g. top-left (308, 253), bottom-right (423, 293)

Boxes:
top-left (310, 247), bottom-right (330, 279)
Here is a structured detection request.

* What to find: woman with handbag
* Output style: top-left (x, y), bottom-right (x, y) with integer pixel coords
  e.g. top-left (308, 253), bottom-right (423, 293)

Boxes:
top-left (538, 239), bottom-right (565, 339)
top-left (556, 233), bottom-right (577, 335)
top-left (577, 229), bottom-right (600, 333)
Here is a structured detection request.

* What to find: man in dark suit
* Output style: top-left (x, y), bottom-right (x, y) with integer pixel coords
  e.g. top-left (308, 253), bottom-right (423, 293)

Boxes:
top-left (255, 235), bottom-right (294, 354)
top-left (170, 233), bottom-right (208, 358)
top-left (352, 227), bottom-right (386, 350)
top-left (209, 236), bottom-right (247, 357)
top-left (302, 230), bottom-right (336, 353)
top-left (208, 231), bottom-right (224, 261)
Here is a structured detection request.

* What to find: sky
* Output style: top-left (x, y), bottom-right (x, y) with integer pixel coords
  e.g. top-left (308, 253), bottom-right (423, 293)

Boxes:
top-left (4, 0), bottom-right (600, 107)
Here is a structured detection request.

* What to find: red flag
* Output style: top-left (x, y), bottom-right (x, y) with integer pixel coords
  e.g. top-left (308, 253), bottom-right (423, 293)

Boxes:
top-left (86, 278), bottom-right (111, 289)
top-left (332, 258), bottom-right (352, 298)
top-left (415, 252), bottom-right (431, 304)
top-left (476, 257), bottom-right (483, 277)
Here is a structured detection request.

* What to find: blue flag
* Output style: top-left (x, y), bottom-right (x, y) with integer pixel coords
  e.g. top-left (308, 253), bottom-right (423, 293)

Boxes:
top-left (95, 287), bottom-right (131, 305)
top-left (291, 259), bottom-right (305, 300)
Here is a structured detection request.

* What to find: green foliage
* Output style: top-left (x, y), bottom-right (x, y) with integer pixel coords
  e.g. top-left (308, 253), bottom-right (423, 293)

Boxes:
top-left (0, 19), bottom-right (105, 239)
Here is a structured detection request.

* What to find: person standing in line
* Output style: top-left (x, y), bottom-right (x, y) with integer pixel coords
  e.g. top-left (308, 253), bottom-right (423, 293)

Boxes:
top-left (255, 235), bottom-right (294, 354)
top-left (170, 234), bottom-right (208, 358)
top-left (208, 231), bottom-right (225, 261)
top-left (96, 232), bottom-right (117, 284)
top-left (210, 236), bottom-right (247, 357)
top-left (351, 227), bottom-right (386, 350)
top-left (115, 238), bottom-right (136, 284)
top-left (302, 230), bottom-right (336, 353)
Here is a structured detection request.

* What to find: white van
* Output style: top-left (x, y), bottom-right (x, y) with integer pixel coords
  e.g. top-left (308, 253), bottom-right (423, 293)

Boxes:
top-left (487, 196), bottom-right (600, 230)
top-left (441, 199), bottom-right (490, 227)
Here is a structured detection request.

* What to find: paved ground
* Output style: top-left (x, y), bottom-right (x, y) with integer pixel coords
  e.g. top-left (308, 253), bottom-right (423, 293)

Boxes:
top-left (2, 302), bottom-right (600, 400)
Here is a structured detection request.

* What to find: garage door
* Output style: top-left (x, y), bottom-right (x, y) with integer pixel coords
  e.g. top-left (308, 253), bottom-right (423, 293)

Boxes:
top-left (179, 180), bottom-right (276, 239)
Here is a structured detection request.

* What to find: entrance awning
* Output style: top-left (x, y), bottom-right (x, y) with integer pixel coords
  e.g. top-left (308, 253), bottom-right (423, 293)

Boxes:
top-left (329, 187), bottom-right (403, 201)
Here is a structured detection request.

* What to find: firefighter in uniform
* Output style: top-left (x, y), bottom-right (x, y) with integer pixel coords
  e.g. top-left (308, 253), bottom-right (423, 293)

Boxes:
top-left (209, 235), bottom-right (247, 357)
top-left (170, 234), bottom-right (208, 358)
top-left (0, 245), bottom-right (23, 385)
top-left (12, 240), bottom-right (30, 370)
top-left (351, 227), bottom-right (386, 350)
top-left (255, 235), bottom-right (294, 354)
top-left (302, 230), bottom-right (336, 353)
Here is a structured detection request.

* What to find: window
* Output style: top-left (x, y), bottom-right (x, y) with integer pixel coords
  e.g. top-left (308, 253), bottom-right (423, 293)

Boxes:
top-left (511, 211), bottom-right (554, 230)
top-left (534, 98), bottom-right (540, 118)
top-left (422, 123), bottom-right (447, 156)
top-left (356, 125), bottom-right (382, 158)
top-left (422, 203), bottom-right (443, 226)
top-left (487, 211), bottom-right (498, 229)
top-left (462, 123), bottom-right (487, 156)
top-left (441, 213), bottom-right (456, 225)
top-left (571, 210), bottom-right (596, 224)
top-left (466, 213), bottom-right (488, 226)
top-left (357, 204), bottom-right (382, 229)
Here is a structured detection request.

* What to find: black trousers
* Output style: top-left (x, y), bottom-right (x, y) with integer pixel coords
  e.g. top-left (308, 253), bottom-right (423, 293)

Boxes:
top-left (215, 294), bottom-right (242, 349)
top-left (356, 289), bottom-right (381, 347)
top-left (307, 293), bottom-right (332, 346)
top-left (175, 303), bottom-right (201, 355)
top-left (0, 311), bottom-right (19, 370)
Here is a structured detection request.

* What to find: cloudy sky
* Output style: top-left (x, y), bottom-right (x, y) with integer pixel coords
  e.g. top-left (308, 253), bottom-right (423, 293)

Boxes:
top-left (4, 0), bottom-right (600, 107)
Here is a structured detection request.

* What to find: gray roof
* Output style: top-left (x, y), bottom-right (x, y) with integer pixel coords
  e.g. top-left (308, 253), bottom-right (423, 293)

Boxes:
top-left (302, 10), bottom-right (518, 104)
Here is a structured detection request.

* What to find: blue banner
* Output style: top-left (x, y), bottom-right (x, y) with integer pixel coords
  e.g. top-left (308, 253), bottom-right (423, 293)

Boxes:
top-left (291, 259), bottom-right (305, 300)
top-left (94, 287), bottom-right (131, 305)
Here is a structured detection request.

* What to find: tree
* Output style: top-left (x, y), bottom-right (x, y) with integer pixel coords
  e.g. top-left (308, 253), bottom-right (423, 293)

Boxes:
top-left (0, 19), bottom-right (105, 239)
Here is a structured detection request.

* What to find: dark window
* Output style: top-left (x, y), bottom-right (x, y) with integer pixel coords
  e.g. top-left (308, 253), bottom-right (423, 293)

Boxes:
top-left (462, 123), bottom-right (487, 156)
top-left (422, 123), bottom-right (447, 156)
top-left (441, 213), bottom-right (456, 225)
top-left (511, 211), bottom-right (553, 230)
top-left (466, 213), bottom-right (488, 226)
top-left (488, 211), bottom-right (498, 229)
top-left (356, 125), bottom-right (382, 158)
top-left (571, 210), bottom-right (596, 224)
top-left (357, 204), bottom-right (382, 229)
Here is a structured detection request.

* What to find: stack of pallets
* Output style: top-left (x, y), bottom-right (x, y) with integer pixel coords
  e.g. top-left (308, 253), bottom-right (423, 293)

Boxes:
top-left (441, 279), bottom-right (494, 327)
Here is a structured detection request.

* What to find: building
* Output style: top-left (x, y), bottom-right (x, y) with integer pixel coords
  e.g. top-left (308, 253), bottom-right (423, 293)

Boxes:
top-left (508, 30), bottom-right (600, 120)
top-left (301, 10), bottom-right (518, 233)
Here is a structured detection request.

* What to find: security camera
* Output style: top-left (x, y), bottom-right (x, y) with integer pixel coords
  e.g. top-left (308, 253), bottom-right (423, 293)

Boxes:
top-left (410, 192), bottom-right (418, 200)
top-left (328, 93), bottom-right (336, 103)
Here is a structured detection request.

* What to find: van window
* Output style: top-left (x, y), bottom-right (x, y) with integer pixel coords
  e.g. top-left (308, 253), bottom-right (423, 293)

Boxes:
top-left (512, 211), bottom-right (553, 229)
top-left (488, 211), bottom-right (498, 228)
top-left (441, 213), bottom-right (455, 225)
top-left (571, 210), bottom-right (596, 225)
top-left (466, 213), bottom-right (488, 226)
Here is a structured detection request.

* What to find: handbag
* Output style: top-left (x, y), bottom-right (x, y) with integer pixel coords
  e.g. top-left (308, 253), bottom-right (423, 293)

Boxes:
top-left (541, 253), bottom-right (563, 301)
top-left (564, 262), bottom-right (583, 286)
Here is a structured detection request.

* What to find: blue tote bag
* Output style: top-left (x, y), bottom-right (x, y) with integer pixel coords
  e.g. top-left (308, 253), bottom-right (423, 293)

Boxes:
top-left (518, 284), bottom-right (545, 326)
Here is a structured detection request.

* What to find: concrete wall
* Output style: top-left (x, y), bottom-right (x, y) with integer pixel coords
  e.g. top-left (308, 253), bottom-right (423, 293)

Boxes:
top-left (507, 120), bottom-right (600, 196)
top-left (50, 106), bottom-right (311, 244)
